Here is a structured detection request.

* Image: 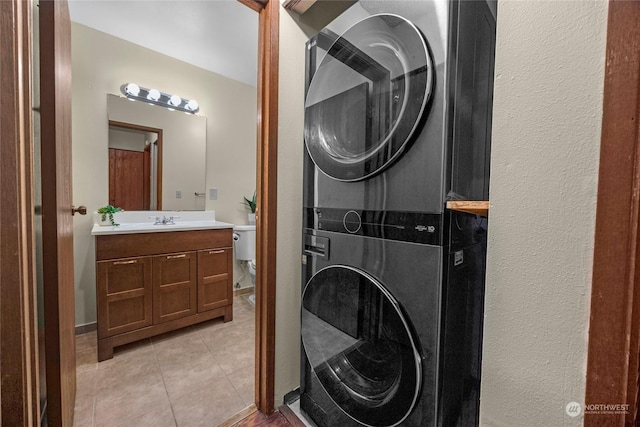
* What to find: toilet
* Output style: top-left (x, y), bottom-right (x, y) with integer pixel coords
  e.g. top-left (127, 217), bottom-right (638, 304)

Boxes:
top-left (233, 225), bottom-right (256, 304)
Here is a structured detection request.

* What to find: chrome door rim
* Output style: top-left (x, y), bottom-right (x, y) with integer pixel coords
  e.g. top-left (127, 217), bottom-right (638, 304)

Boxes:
top-left (301, 264), bottom-right (423, 427)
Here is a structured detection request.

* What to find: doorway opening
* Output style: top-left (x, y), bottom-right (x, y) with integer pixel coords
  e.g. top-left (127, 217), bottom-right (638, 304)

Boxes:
top-left (0, 0), bottom-right (279, 423)
top-left (68, 1), bottom-right (264, 424)
top-left (65, 0), bottom-right (278, 424)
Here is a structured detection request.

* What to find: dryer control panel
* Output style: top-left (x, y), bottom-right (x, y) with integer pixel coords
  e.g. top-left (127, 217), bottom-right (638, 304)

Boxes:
top-left (305, 207), bottom-right (444, 246)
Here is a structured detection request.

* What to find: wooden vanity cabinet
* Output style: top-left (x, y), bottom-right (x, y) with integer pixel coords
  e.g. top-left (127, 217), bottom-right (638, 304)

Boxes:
top-left (197, 248), bottom-right (233, 313)
top-left (153, 251), bottom-right (197, 324)
top-left (96, 256), bottom-right (153, 337)
top-left (95, 229), bottom-right (233, 361)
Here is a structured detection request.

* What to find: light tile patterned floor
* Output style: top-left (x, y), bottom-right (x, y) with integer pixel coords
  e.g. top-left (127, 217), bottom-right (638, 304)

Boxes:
top-left (74, 295), bottom-right (255, 427)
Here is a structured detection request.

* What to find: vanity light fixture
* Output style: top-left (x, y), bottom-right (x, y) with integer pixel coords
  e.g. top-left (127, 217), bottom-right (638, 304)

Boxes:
top-left (168, 95), bottom-right (182, 107)
top-left (147, 88), bottom-right (161, 101)
top-left (120, 83), bottom-right (199, 114)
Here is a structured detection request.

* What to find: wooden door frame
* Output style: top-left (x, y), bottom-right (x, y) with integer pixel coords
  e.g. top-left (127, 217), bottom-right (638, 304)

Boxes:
top-left (585, 1), bottom-right (640, 425)
top-left (238, 0), bottom-right (279, 415)
top-left (108, 120), bottom-right (163, 210)
top-left (40, 0), bottom-right (77, 424)
top-left (0, 0), bottom-right (279, 421)
top-left (0, 0), bottom-right (39, 424)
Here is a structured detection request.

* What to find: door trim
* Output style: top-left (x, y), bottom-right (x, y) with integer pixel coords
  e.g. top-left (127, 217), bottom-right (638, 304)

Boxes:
top-left (585, 0), bottom-right (640, 425)
top-left (237, 0), bottom-right (279, 415)
top-left (0, 0), bottom-right (39, 424)
top-left (40, 0), bottom-right (77, 424)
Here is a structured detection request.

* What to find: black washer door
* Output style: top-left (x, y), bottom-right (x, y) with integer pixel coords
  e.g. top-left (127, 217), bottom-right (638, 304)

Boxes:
top-left (301, 266), bottom-right (422, 427)
top-left (305, 14), bottom-right (433, 182)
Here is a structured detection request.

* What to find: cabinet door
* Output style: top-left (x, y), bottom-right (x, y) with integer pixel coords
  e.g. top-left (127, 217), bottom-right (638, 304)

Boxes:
top-left (197, 248), bottom-right (233, 313)
top-left (97, 256), bottom-right (153, 338)
top-left (153, 251), bottom-right (197, 323)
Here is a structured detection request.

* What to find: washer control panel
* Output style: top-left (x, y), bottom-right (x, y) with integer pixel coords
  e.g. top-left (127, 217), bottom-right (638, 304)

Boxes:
top-left (305, 208), bottom-right (444, 245)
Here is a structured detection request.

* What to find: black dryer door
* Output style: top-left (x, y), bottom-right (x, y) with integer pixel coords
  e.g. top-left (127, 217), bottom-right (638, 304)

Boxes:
top-left (301, 265), bottom-right (422, 427)
top-left (304, 13), bottom-right (433, 182)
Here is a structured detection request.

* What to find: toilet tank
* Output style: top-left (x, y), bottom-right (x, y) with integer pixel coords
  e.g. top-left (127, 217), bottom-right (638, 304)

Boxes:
top-left (233, 225), bottom-right (256, 261)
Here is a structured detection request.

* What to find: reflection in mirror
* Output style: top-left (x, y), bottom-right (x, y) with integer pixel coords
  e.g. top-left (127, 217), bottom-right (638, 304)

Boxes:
top-left (108, 121), bottom-right (162, 210)
top-left (107, 94), bottom-right (207, 211)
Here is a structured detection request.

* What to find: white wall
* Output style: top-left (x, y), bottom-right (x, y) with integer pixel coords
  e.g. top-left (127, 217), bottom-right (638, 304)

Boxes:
top-left (480, 1), bottom-right (607, 426)
top-left (274, 7), bottom-right (307, 407)
top-left (72, 23), bottom-right (257, 325)
top-left (108, 127), bottom-right (147, 152)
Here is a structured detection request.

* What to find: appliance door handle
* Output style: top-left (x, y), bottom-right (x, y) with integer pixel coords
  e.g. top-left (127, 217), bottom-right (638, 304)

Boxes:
top-left (303, 234), bottom-right (330, 259)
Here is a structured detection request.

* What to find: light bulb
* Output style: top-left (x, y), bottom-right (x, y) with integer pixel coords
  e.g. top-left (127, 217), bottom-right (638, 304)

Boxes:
top-left (124, 83), bottom-right (140, 96)
top-left (186, 99), bottom-right (199, 111)
top-left (147, 89), bottom-right (161, 101)
top-left (169, 95), bottom-right (182, 107)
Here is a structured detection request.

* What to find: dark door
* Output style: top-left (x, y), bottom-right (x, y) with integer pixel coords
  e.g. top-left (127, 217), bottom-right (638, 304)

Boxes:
top-left (304, 14), bottom-right (434, 182)
top-left (109, 148), bottom-right (146, 210)
top-left (301, 265), bottom-right (422, 427)
top-left (39, 0), bottom-right (76, 425)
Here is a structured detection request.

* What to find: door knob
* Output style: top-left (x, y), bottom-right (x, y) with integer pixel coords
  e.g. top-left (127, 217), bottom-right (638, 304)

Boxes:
top-left (71, 205), bottom-right (87, 216)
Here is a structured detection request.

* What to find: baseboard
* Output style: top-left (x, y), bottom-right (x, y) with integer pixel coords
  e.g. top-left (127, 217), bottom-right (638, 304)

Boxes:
top-left (75, 322), bottom-right (97, 335)
top-left (234, 286), bottom-right (254, 297)
top-left (284, 388), bottom-right (300, 405)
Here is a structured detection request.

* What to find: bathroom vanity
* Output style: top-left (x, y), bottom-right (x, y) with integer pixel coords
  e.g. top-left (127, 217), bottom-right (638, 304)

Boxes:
top-left (92, 212), bottom-right (234, 361)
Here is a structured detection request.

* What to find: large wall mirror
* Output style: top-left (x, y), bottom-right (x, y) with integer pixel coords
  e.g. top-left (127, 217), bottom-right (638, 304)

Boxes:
top-left (107, 94), bottom-right (207, 211)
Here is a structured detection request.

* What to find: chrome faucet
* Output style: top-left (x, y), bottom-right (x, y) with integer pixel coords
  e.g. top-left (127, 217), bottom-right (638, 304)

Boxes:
top-left (149, 215), bottom-right (179, 225)
top-left (163, 215), bottom-right (178, 225)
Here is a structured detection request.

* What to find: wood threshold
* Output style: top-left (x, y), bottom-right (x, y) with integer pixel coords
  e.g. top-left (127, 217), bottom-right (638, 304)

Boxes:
top-left (219, 404), bottom-right (258, 427)
top-left (221, 404), bottom-right (304, 427)
top-left (585, 1), bottom-right (640, 426)
top-left (446, 200), bottom-right (489, 216)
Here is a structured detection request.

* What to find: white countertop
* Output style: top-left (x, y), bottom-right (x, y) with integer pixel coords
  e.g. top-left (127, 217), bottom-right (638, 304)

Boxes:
top-left (91, 210), bottom-right (234, 236)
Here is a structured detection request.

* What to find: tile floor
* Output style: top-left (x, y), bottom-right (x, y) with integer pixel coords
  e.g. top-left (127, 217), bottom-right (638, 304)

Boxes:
top-left (74, 295), bottom-right (255, 427)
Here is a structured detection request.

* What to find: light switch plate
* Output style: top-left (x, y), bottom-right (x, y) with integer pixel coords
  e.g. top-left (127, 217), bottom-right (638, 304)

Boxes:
top-left (209, 188), bottom-right (218, 200)
top-left (176, 190), bottom-right (182, 199)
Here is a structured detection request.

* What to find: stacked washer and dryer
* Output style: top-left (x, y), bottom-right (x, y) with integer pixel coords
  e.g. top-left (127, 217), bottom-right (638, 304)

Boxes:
top-left (299, 1), bottom-right (496, 426)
